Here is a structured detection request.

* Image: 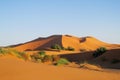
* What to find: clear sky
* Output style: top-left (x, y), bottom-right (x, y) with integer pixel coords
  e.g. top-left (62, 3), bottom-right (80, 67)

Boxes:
top-left (0, 0), bottom-right (120, 46)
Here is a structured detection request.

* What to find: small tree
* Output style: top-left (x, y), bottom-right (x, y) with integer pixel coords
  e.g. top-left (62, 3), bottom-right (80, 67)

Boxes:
top-left (51, 44), bottom-right (62, 50)
top-left (93, 47), bottom-right (107, 58)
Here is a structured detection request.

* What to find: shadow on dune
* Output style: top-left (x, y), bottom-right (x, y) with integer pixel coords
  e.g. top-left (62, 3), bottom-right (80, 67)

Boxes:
top-left (60, 51), bottom-right (94, 63)
top-left (60, 49), bottom-right (120, 69)
top-left (35, 35), bottom-right (62, 50)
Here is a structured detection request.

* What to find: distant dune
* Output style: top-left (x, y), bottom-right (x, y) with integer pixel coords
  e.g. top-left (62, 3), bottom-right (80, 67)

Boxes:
top-left (13, 35), bottom-right (120, 51)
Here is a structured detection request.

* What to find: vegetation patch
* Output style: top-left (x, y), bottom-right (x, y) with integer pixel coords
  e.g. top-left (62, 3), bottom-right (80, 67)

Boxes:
top-left (51, 44), bottom-right (62, 50)
top-left (0, 48), bottom-right (8, 55)
top-left (38, 51), bottom-right (46, 57)
top-left (55, 58), bottom-right (70, 66)
top-left (0, 48), bottom-right (27, 60)
top-left (51, 44), bottom-right (75, 51)
top-left (31, 51), bottom-right (70, 66)
top-left (93, 47), bottom-right (107, 58)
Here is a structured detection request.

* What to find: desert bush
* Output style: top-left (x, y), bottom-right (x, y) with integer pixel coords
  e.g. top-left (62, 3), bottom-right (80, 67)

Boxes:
top-left (51, 44), bottom-right (75, 51)
top-left (30, 52), bottom-right (70, 65)
top-left (0, 48), bottom-right (27, 60)
top-left (31, 51), bottom-right (46, 61)
top-left (51, 44), bottom-right (62, 50)
top-left (61, 47), bottom-right (65, 50)
top-left (31, 51), bottom-right (53, 63)
top-left (22, 53), bottom-right (31, 61)
top-left (31, 52), bottom-right (44, 60)
top-left (66, 46), bottom-right (75, 51)
top-left (13, 50), bottom-right (26, 59)
top-left (55, 58), bottom-right (70, 66)
top-left (52, 55), bottom-right (60, 62)
top-left (38, 51), bottom-right (46, 58)
top-left (30, 54), bottom-right (40, 61)
top-left (93, 47), bottom-right (107, 58)
top-left (111, 59), bottom-right (120, 64)
top-left (0, 48), bottom-right (9, 55)
top-left (42, 55), bottom-right (53, 62)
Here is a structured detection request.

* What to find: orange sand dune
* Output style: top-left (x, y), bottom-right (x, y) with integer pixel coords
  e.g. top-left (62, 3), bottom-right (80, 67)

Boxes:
top-left (14, 35), bottom-right (62, 51)
top-left (95, 49), bottom-right (120, 61)
top-left (14, 35), bottom-right (118, 52)
top-left (62, 35), bottom-right (108, 51)
top-left (0, 57), bottom-right (120, 80)
top-left (92, 49), bottom-right (120, 69)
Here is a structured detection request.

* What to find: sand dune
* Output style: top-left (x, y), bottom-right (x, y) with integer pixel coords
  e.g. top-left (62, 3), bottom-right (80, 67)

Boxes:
top-left (14, 35), bottom-right (62, 51)
top-left (62, 35), bottom-right (110, 51)
top-left (1, 35), bottom-right (120, 80)
top-left (0, 57), bottom-right (120, 80)
top-left (60, 48), bottom-right (120, 69)
top-left (14, 35), bottom-right (118, 52)
top-left (92, 49), bottom-right (120, 69)
top-left (95, 49), bottom-right (120, 61)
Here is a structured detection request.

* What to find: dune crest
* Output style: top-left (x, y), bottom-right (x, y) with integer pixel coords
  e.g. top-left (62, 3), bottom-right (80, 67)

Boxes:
top-left (13, 35), bottom-right (115, 52)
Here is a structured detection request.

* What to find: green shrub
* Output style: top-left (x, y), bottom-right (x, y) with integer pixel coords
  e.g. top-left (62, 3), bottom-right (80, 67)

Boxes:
top-left (42, 55), bottom-right (53, 62)
top-left (61, 47), bottom-right (65, 50)
top-left (31, 51), bottom-right (53, 63)
top-left (55, 58), bottom-right (70, 66)
top-left (51, 44), bottom-right (62, 50)
top-left (0, 48), bottom-right (8, 55)
top-left (51, 44), bottom-right (75, 51)
top-left (13, 50), bottom-right (26, 59)
top-left (30, 54), bottom-right (40, 61)
top-left (38, 51), bottom-right (46, 58)
top-left (93, 47), bottom-right (107, 58)
top-left (30, 52), bottom-right (70, 65)
top-left (52, 55), bottom-right (60, 62)
top-left (0, 48), bottom-right (28, 60)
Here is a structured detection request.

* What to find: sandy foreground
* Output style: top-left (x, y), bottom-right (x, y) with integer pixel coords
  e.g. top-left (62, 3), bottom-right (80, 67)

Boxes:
top-left (0, 57), bottom-right (120, 80)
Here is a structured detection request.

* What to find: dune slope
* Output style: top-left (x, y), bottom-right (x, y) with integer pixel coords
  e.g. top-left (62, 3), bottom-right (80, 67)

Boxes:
top-left (14, 35), bottom-right (115, 51)
top-left (14, 35), bottom-right (62, 51)
top-left (92, 49), bottom-right (120, 69)
top-left (0, 57), bottom-right (120, 80)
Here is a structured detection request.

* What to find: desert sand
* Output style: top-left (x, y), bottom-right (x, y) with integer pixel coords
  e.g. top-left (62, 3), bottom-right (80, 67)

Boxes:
top-left (0, 57), bottom-right (120, 80)
top-left (1, 35), bottom-right (120, 80)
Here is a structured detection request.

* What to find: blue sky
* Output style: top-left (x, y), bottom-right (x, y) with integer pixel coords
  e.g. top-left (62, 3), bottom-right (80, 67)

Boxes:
top-left (0, 0), bottom-right (120, 46)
